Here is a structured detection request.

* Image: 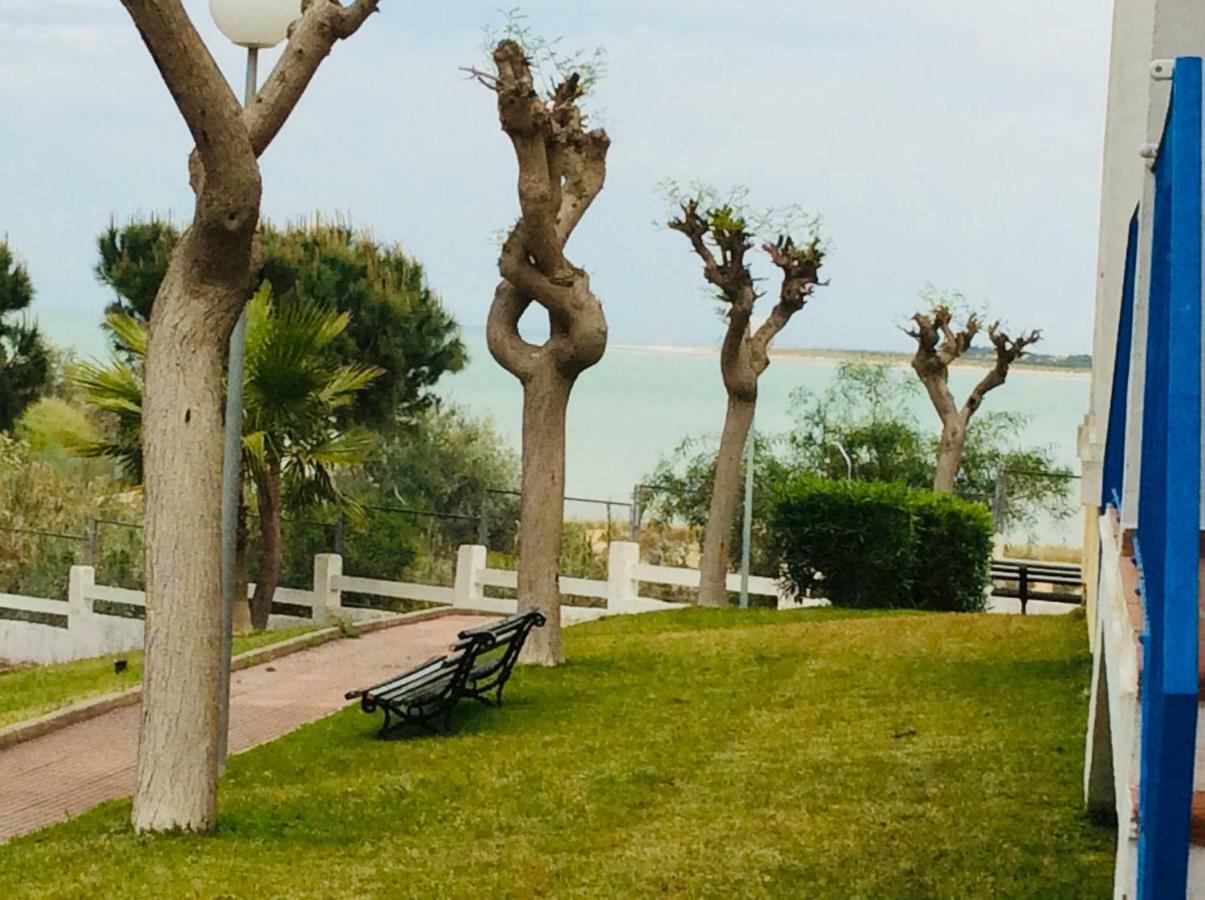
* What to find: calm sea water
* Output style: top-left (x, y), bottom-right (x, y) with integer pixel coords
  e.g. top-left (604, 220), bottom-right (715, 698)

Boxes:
top-left (443, 337), bottom-right (1089, 544)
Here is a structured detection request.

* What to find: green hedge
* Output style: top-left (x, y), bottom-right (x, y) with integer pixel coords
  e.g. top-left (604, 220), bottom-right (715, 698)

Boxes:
top-left (768, 477), bottom-right (992, 612)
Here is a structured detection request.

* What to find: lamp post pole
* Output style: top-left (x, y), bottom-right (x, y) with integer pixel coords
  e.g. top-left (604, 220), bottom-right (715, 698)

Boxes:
top-left (217, 46), bottom-right (258, 773)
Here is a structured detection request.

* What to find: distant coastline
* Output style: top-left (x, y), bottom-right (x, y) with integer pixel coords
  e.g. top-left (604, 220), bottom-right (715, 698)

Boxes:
top-left (612, 342), bottom-right (1093, 376)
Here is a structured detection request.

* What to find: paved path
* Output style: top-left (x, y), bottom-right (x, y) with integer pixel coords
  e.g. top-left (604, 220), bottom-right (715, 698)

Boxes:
top-left (0, 614), bottom-right (489, 843)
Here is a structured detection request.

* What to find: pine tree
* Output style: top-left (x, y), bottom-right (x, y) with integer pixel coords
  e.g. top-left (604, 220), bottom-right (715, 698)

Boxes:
top-left (0, 241), bottom-right (51, 431)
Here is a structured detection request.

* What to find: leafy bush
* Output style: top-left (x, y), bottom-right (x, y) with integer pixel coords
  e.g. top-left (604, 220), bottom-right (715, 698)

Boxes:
top-left (769, 476), bottom-right (992, 612)
top-left (907, 492), bottom-right (992, 612)
top-left (769, 478), bottom-right (915, 608)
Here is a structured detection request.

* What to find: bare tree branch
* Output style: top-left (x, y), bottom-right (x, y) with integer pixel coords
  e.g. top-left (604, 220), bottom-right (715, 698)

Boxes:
top-left (119, 0), bottom-right (254, 205)
top-left (246, 0), bottom-right (382, 158)
top-left (963, 323), bottom-right (1041, 415)
top-left (751, 235), bottom-right (824, 368)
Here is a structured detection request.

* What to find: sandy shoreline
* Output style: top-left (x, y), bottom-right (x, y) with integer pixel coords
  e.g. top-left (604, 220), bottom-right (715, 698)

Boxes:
top-left (612, 342), bottom-right (1091, 377)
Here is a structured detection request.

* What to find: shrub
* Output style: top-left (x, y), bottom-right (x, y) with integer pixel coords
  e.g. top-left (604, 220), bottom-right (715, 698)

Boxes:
top-left (769, 476), bottom-right (992, 612)
top-left (908, 492), bottom-right (993, 612)
top-left (769, 477), bottom-right (915, 608)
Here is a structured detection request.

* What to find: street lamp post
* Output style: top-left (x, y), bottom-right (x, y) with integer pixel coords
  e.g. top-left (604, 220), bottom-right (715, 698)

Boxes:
top-left (208, 0), bottom-right (299, 771)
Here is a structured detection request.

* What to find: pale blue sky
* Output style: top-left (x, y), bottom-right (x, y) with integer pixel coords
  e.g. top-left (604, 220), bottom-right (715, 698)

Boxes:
top-left (1, 0), bottom-right (1110, 358)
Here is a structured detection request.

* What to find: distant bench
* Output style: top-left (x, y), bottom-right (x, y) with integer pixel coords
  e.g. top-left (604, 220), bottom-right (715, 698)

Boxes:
top-left (990, 559), bottom-right (1084, 615)
top-left (346, 609), bottom-right (546, 736)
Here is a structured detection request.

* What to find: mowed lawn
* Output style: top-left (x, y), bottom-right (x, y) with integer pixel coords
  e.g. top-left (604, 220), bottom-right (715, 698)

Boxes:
top-left (0, 609), bottom-right (1113, 898)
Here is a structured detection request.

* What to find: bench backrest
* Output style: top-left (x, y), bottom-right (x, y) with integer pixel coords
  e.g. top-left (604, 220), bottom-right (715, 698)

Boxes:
top-left (459, 609), bottom-right (546, 680)
top-left (367, 636), bottom-right (481, 708)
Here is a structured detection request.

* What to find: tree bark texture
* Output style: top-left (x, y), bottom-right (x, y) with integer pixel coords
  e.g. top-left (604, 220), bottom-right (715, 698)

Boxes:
top-left (906, 306), bottom-right (1040, 494)
top-left (698, 395), bottom-right (756, 606)
top-left (119, 0), bottom-right (379, 832)
top-left (250, 464), bottom-right (282, 631)
top-left (481, 41), bottom-right (611, 666)
top-left (516, 370), bottom-right (572, 664)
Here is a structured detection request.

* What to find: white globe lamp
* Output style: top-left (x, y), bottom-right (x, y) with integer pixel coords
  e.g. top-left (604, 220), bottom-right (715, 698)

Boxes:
top-left (209, 0), bottom-right (299, 49)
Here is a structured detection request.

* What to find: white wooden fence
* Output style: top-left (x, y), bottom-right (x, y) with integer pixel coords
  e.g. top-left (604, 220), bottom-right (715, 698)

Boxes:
top-left (0, 542), bottom-right (806, 665)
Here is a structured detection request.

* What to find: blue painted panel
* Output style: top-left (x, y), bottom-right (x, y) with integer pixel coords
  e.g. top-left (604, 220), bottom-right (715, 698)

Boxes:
top-left (1136, 56), bottom-right (1203, 900)
top-left (1102, 210), bottom-right (1140, 511)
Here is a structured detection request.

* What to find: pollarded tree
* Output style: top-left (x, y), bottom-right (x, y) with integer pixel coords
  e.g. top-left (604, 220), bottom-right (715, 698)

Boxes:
top-left (470, 39), bottom-right (610, 665)
top-left (116, 0), bottom-right (380, 833)
top-left (0, 242), bottom-right (51, 432)
top-left (668, 193), bottom-right (825, 608)
top-left (905, 300), bottom-right (1040, 493)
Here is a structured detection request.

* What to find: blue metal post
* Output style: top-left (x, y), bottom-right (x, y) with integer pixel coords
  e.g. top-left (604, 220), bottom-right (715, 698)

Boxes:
top-left (1136, 56), bottom-right (1203, 900)
top-left (1101, 210), bottom-right (1140, 511)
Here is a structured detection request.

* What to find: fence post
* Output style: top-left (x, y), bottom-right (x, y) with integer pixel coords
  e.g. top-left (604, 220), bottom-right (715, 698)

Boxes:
top-left (454, 544), bottom-right (488, 608)
top-left (607, 541), bottom-right (640, 613)
top-left (312, 554), bottom-right (342, 625)
top-left (68, 565), bottom-right (96, 651)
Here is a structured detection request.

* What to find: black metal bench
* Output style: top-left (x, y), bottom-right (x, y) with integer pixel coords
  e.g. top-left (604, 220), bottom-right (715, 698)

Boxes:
top-left (458, 609), bottom-right (547, 706)
top-left (990, 559), bottom-right (1084, 615)
top-left (345, 608), bottom-right (545, 736)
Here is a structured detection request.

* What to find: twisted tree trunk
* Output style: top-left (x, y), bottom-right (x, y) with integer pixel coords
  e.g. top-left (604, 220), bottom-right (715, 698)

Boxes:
top-left (479, 40), bottom-right (611, 666)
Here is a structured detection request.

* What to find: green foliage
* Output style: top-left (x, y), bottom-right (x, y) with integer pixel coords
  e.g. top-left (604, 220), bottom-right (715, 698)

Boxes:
top-left (241, 284), bottom-right (382, 509)
top-left (908, 491), bottom-right (993, 612)
top-left (94, 217), bottom-right (466, 429)
top-left (0, 435), bottom-right (142, 598)
top-left (769, 477), bottom-right (916, 608)
top-left (769, 476), bottom-right (993, 612)
top-left (259, 221), bottom-right (465, 428)
top-left (0, 241), bottom-right (52, 431)
top-left (95, 218), bottom-right (178, 325)
top-left (345, 405), bottom-right (521, 576)
top-left (789, 362), bottom-right (1073, 527)
top-left (642, 431), bottom-right (790, 576)
top-left (60, 312), bottom-right (144, 481)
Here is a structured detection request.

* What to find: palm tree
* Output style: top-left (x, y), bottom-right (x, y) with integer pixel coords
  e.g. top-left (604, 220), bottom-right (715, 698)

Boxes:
top-left (67, 285), bottom-right (381, 629)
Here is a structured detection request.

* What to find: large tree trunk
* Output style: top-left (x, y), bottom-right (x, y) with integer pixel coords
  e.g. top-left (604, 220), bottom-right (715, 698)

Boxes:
top-left (133, 271), bottom-right (240, 833)
top-left (249, 464), bottom-right (281, 631)
top-left (516, 369), bottom-right (572, 665)
top-left (699, 394), bottom-right (756, 607)
top-left (933, 416), bottom-right (967, 493)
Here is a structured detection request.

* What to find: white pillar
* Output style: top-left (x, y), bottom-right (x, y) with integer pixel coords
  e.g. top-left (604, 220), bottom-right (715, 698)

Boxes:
top-left (607, 541), bottom-right (641, 613)
top-left (311, 554), bottom-right (342, 625)
top-left (453, 545), bottom-right (488, 608)
top-left (68, 565), bottom-right (97, 655)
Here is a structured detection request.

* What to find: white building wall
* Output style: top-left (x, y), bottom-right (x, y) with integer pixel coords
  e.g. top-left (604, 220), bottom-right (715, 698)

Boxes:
top-left (1085, 0), bottom-right (1205, 533)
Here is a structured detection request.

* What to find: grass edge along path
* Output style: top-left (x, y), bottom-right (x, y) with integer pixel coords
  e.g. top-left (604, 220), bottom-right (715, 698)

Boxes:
top-left (0, 609), bottom-right (1113, 898)
top-left (0, 625), bottom-right (320, 730)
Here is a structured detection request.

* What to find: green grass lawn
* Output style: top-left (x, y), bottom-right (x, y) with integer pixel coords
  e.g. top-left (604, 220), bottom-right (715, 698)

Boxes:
top-left (0, 626), bottom-right (319, 729)
top-left (0, 609), bottom-right (1113, 898)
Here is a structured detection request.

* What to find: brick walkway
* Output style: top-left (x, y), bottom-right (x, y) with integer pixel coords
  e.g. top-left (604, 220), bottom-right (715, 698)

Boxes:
top-left (0, 614), bottom-right (489, 843)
